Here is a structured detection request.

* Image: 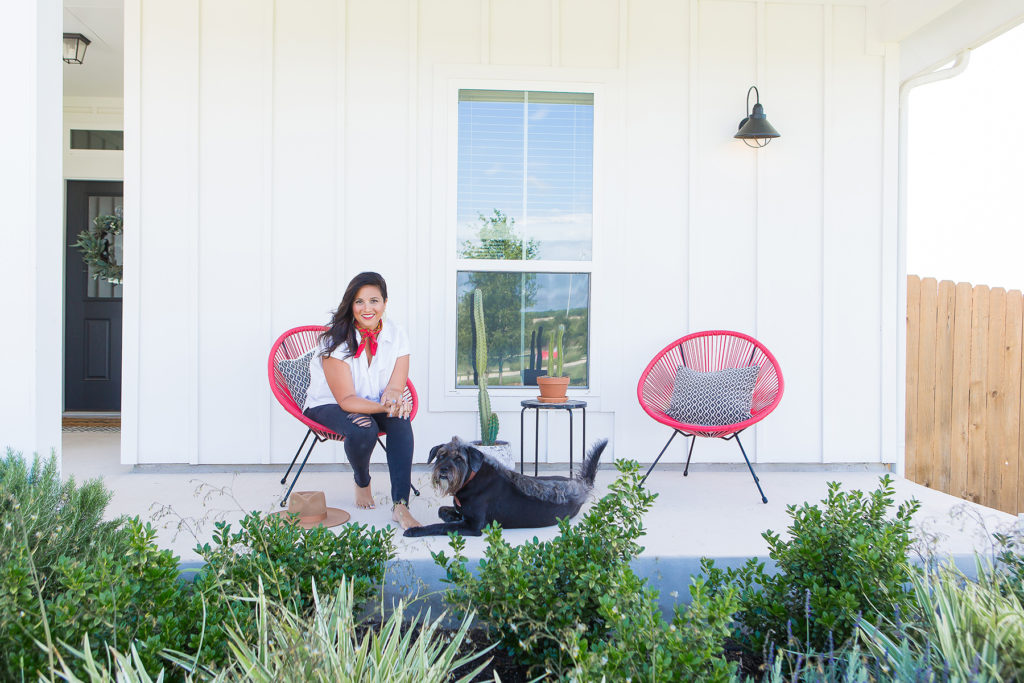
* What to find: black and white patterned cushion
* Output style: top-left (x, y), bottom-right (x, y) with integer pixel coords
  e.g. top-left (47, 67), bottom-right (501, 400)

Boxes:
top-left (277, 350), bottom-right (315, 408)
top-left (666, 365), bottom-right (759, 426)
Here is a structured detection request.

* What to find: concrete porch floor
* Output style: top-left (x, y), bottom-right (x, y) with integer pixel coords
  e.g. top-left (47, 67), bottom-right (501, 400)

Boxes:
top-left (62, 432), bottom-right (1019, 606)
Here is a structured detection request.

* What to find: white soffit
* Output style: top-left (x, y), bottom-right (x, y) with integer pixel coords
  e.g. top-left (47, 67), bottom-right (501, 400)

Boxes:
top-left (881, 0), bottom-right (964, 43)
top-left (895, 0), bottom-right (1024, 79)
top-left (64, 0), bottom-right (123, 98)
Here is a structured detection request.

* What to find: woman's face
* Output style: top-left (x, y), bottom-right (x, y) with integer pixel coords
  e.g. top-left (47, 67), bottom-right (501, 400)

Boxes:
top-left (352, 285), bottom-right (386, 329)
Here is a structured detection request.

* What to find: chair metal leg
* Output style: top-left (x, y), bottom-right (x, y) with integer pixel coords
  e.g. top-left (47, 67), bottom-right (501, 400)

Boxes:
top-left (734, 432), bottom-right (768, 504)
top-left (682, 434), bottom-right (697, 476)
top-left (281, 435), bottom-right (319, 507)
top-left (641, 430), bottom-right (681, 485)
top-left (377, 436), bottom-right (420, 497)
top-left (281, 428), bottom-right (314, 484)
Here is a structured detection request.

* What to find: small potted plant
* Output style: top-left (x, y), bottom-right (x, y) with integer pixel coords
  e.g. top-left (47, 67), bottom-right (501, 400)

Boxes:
top-left (521, 326), bottom-right (547, 386)
top-left (469, 288), bottom-right (515, 468)
top-left (536, 324), bottom-right (569, 403)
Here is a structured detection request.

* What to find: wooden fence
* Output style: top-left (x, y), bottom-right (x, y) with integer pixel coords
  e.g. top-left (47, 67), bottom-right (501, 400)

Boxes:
top-left (906, 275), bottom-right (1024, 515)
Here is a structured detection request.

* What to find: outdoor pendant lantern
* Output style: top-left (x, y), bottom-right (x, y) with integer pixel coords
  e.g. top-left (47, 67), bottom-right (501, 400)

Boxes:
top-left (734, 85), bottom-right (780, 148)
top-left (63, 33), bottom-right (91, 65)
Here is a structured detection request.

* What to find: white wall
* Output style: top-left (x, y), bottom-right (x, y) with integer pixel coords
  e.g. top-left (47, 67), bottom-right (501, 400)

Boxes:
top-left (126, 0), bottom-right (899, 467)
top-left (64, 97), bottom-right (124, 180)
top-left (0, 0), bottom-right (63, 461)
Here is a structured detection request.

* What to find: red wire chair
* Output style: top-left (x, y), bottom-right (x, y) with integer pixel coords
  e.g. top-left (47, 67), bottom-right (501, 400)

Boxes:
top-left (268, 325), bottom-right (419, 506)
top-left (636, 330), bottom-right (784, 503)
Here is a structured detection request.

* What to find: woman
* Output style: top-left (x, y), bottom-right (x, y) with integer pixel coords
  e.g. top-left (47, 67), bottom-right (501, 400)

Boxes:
top-left (303, 272), bottom-right (421, 531)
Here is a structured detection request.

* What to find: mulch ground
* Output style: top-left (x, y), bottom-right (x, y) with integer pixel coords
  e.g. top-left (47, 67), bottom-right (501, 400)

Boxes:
top-left (450, 628), bottom-right (535, 682)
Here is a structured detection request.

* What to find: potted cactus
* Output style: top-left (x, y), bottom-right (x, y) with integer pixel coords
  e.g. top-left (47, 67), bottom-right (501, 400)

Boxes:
top-left (469, 289), bottom-right (515, 468)
top-left (536, 324), bottom-right (570, 402)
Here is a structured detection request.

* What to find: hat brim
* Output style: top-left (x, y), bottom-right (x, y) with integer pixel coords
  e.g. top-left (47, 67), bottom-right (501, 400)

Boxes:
top-left (269, 507), bottom-right (350, 529)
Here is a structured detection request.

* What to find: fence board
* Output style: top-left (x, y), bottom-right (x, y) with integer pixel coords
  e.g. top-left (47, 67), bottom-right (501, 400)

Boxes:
top-left (907, 277), bottom-right (1024, 514)
top-left (966, 284), bottom-right (989, 506)
top-left (985, 288), bottom-right (1006, 510)
top-left (999, 291), bottom-right (1022, 513)
top-left (906, 275), bottom-right (921, 483)
top-left (916, 278), bottom-right (938, 489)
top-left (950, 282), bottom-right (973, 500)
top-left (933, 280), bottom-right (955, 494)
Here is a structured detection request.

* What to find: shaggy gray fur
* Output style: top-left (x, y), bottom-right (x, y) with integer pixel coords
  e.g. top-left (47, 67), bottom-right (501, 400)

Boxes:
top-left (443, 437), bottom-right (605, 506)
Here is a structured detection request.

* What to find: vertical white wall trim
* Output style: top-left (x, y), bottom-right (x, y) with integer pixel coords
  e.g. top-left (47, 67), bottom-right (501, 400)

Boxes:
top-left (122, 0), bottom-right (142, 465)
top-left (618, 0), bottom-right (628, 70)
top-left (551, 0), bottom-right (561, 67)
top-left (260, 0), bottom-right (276, 464)
top-left (481, 1), bottom-right (491, 65)
top-left (335, 2), bottom-right (347, 307)
top-left (879, 42), bottom-right (899, 466)
top-left (408, 1), bottom-right (420, 345)
top-left (686, 0), bottom-right (699, 334)
top-left (754, 0), bottom-right (764, 339)
top-left (753, 0), bottom-right (765, 462)
top-left (188, 2), bottom-right (202, 465)
top-left (820, 1), bottom-right (832, 464)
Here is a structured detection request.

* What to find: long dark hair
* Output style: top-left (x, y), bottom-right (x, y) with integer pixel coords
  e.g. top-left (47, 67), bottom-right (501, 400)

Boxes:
top-left (320, 272), bottom-right (389, 359)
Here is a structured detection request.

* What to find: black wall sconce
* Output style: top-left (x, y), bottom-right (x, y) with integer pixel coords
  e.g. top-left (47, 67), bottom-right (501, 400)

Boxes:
top-left (63, 33), bottom-right (91, 65)
top-left (734, 85), bottom-right (780, 148)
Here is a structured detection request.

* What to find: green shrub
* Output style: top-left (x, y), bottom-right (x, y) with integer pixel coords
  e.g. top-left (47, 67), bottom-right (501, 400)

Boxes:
top-left (565, 574), bottom-right (740, 683)
top-left (994, 530), bottom-right (1024, 604)
top-left (188, 511), bottom-right (395, 667)
top-left (702, 475), bottom-right (921, 656)
top-left (0, 450), bottom-right (169, 680)
top-left (433, 459), bottom-right (659, 675)
top-left (3, 515), bottom-right (189, 680)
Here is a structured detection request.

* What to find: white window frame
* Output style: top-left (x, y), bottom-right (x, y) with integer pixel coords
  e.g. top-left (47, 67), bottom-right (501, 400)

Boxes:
top-left (427, 68), bottom-right (620, 414)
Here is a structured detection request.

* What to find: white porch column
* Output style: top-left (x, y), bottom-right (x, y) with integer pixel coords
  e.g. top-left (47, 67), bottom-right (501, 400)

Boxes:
top-left (0, 1), bottom-right (63, 461)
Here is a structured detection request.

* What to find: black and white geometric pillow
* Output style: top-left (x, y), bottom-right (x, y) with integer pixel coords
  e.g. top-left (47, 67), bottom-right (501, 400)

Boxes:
top-left (276, 350), bottom-right (315, 408)
top-left (666, 365), bottom-right (759, 426)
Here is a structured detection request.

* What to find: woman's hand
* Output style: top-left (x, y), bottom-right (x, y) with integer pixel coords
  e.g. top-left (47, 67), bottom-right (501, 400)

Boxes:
top-left (380, 387), bottom-right (411, 419)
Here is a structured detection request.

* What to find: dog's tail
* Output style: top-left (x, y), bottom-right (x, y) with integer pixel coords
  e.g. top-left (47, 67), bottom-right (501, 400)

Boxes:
top-left (579, 439), bottom-right (608, 486)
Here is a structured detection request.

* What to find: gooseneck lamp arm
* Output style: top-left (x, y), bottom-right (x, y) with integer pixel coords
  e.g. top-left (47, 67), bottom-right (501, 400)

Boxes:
top-left (734, 85), bottom-right (780, 148)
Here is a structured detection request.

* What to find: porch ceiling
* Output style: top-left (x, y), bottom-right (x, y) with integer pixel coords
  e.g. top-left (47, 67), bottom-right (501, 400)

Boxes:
top-left (64, 0), bottom-right (122, 98)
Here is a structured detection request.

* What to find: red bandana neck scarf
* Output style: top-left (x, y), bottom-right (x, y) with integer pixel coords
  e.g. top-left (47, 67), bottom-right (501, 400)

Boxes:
top-left (354, 321), bottom-right (383, 359)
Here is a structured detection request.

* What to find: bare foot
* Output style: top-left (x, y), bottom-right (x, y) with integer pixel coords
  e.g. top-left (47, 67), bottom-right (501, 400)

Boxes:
top-left (391, 503), bottom-right (421, 531)
top-left (355, 483), bottom-right (375, 509)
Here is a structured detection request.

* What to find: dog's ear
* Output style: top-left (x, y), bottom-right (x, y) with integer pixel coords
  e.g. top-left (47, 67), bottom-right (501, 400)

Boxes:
top-left (466, 445), bottom-right (486, 472)
top-left (427, 444), bottom-right (443, 464)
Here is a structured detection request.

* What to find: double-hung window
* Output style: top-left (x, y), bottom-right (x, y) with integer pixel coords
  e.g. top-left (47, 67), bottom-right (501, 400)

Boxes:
top-left (454, 89), bottom-right (594, 389)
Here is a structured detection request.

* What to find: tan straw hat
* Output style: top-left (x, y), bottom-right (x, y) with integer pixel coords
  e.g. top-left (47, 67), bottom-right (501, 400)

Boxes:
top-left (270, 491), bottom-right (350, 529)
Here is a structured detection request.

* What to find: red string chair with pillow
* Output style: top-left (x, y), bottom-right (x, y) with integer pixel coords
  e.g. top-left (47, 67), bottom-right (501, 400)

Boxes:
top-left (636, 330), bottom-right (784, 503)
top-left (268, 325), bottom-right (419, 506)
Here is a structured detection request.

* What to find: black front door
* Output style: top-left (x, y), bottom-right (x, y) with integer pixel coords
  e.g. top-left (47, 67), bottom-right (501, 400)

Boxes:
top-left (64, 180), bottom-right (123, 412)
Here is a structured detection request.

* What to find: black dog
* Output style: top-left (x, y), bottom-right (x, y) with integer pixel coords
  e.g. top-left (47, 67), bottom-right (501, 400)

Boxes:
top-left (403, 437), bottom-right (608, 537)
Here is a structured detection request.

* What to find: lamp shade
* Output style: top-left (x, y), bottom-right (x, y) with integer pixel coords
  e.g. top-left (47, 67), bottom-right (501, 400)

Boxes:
top-left (63, 33), bottom-right (91, 65)
top-left (734, 87), bottom-right (780, 148)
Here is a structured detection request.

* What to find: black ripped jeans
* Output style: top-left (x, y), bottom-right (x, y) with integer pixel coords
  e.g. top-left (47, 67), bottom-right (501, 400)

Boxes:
top-left (304, 403), bottom-right (414, 505)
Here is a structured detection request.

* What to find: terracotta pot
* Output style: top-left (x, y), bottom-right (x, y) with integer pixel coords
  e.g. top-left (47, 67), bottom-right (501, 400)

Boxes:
top-left (536, 375), bottom-right (570, 403)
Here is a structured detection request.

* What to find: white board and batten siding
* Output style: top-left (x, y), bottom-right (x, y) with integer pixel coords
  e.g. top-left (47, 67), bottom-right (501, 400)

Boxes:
top-left (123, 0), bottom-right (898, 468)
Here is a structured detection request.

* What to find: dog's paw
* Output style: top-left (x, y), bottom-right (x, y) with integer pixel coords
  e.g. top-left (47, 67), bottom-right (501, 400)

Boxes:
top-left (438, 506), bottom-right (461, 522)
top-left (403, 526), bottom-right (428, 537)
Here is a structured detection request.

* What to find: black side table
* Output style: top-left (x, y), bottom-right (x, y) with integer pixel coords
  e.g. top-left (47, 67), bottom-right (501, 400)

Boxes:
top-left (520, 399), bottom-right (587, 477)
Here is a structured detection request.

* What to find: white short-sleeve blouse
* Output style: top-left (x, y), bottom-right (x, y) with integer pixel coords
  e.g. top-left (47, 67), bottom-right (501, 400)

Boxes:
top-left (304, 319), bottom-right (410, 411)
